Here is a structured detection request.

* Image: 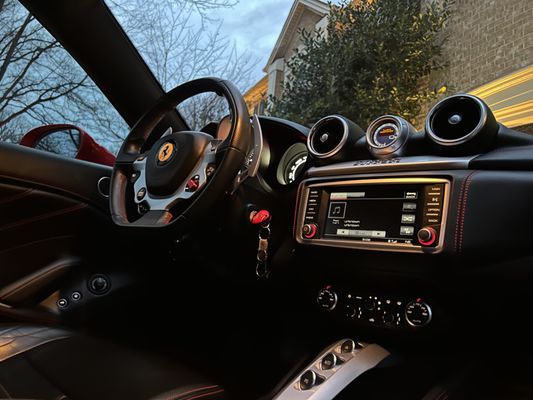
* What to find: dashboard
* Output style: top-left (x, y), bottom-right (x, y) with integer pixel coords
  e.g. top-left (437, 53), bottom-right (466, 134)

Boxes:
top-left (236, 93), bottom-right (533, 336)
top-left (250, 93), bottom-right (533, 257)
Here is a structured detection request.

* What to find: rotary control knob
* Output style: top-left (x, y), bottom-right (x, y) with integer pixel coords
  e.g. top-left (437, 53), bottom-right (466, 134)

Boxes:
top-left (317, 287), bottom-right (338, 311)
top-left (382, 313), bottom-right (396, 324)
top-left (405, 299), bottom-right (432, 327)
top-left (88, 274), bottom-right (110, 295)
top-left (302, 223), bottom-right (318, 239)
top-left (417, 227), bottom-right (437, 246)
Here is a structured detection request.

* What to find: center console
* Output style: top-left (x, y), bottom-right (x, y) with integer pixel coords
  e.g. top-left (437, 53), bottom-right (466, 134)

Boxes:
top-left (295, 177), bottom-right (450, 253)
top-left (273, 339), bottom-right (390, 400)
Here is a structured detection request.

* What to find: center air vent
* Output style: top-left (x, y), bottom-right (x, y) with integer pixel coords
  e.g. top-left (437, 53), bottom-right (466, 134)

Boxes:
top-left (425, 94), bottom-right (498, 152)
top-left (307, 115), bottom-right (364, 162)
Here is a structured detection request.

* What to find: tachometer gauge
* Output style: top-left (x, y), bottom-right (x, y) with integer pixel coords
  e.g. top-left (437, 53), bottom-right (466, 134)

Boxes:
top-left (276, 142), bottom-right (308, 185)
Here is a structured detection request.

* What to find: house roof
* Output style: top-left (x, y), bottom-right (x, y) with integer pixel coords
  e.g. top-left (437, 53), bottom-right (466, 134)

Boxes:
top-left (244, 75), bottom-right (268, 100)
top-left (263, 0), bottom-right (328, 72)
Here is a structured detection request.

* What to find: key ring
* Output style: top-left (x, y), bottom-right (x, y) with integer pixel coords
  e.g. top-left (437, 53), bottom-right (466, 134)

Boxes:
top-left (259, 226), bottom-right (270, 239)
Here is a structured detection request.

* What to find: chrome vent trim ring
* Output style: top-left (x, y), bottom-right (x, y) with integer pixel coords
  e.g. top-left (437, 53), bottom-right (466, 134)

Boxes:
top-left (307, 115), bottom-right (349, 159)
top-left (425, 94), bottom-right (488, 147)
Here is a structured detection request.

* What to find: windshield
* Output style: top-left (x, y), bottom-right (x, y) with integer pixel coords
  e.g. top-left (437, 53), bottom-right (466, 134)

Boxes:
top-left (2, 0), bottom-right (532, 155)
top-left (107, 0), bottom-right (294, 130)
top-left (106, 0), bottom-right (533, 134)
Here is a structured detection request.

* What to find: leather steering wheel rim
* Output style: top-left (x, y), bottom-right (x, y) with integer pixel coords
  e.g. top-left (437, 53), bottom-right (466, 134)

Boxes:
top-left (110, 77), bottom-right (251, 228)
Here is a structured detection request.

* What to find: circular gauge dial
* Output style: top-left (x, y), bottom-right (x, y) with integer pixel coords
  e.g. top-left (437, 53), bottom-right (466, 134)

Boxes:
top-left (276, 142), bottom-right (308, 185)
top-left (372, 123), bottom-right (399, 148)
top-left (285, 154), bottom-right (307, 184)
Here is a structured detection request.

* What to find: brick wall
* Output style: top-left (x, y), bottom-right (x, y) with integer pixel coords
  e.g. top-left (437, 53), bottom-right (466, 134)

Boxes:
top-left (439, 0), bottom-right (533, 93)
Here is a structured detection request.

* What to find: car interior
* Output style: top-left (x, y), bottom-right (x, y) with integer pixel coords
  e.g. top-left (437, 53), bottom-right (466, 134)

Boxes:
top-left (2, 1), bottom-right (533, 400)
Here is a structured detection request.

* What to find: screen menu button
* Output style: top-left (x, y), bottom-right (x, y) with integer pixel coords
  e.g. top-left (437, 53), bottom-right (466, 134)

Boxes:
top-left (400, 226), bottom-right (415, 236)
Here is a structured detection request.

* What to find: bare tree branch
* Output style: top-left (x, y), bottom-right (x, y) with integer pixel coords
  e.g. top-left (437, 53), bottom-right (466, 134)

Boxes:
top-left (0, 13), bottom-right (32, 83)
top-left (0, 0), bottom-right (256, 150)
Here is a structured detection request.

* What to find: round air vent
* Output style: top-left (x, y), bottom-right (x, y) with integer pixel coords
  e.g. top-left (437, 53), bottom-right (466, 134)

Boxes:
top-left (425, 94), bottom-right (498, 151)
top-left (307, 115), bottom-right (364, 162)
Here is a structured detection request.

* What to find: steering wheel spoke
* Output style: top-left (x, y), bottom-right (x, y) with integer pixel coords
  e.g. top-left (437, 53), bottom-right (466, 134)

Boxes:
top-left (115, 151), bottom-right (145, 166)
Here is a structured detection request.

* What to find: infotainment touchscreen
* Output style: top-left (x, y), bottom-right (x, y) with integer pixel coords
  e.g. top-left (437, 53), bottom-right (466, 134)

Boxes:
top-left (322, 184), bottom-right (443, 245)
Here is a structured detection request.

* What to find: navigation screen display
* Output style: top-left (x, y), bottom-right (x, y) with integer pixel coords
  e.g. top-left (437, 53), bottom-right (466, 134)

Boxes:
top-left (323, 184), bottom-right (440, 244)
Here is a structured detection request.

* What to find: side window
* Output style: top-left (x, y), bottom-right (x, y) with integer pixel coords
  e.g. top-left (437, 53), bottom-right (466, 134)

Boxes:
top-left (0, 0), bottom-right (127, 161)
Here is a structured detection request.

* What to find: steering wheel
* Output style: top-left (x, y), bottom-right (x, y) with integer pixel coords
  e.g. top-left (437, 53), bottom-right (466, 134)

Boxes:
top-left (110, 78), bottom-right (251, 228)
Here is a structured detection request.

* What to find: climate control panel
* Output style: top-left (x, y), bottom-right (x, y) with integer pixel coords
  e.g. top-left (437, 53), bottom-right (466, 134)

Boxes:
top-left (317, 286), bottom-right (433, 329)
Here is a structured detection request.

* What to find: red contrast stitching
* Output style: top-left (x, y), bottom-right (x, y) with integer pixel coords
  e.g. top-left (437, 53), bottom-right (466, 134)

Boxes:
top-left (458, 172), bottom-right (476, 253)
top-left (454, 176), bottom-right (468, 252)
top-left (454, 171), bottom-right (477, 253)
top-left (186, 389), bottom-right (224, 400)
top-left (163, 385), bottom-right (219, 400)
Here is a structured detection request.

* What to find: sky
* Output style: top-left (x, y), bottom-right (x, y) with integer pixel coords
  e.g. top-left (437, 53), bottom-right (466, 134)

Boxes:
top-left (206, 0), bottom-right (295, 81)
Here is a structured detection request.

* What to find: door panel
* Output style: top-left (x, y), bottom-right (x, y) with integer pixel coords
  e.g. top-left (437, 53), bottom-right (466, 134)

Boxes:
top-left (0, 142), bottom-right (120, 320)
top-left (0, 142), bottom-right (111, 211)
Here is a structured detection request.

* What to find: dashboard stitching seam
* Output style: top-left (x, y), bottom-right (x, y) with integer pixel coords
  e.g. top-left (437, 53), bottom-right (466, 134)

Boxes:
top-left (458, 171), bottom-right (477, 253)
top-left (454, 175), bottom-right (469, 252)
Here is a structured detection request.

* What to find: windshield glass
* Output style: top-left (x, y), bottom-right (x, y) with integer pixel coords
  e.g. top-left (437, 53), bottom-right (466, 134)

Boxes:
top-left (2, 0), bottom-right (532, 151)
top-left (106, 0), bottom-right (532, 134)
top-left (107, 0), bottom-right (293, 130)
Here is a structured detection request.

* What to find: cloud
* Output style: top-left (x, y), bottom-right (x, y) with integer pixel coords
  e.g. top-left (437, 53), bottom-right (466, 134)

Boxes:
top-left (207, 0), bottom-right (294, 80)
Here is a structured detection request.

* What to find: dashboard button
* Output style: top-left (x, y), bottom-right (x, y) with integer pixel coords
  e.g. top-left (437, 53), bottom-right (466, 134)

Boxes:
top-left (341, 339), bottom-right (355, 353)
top-left (321, 353), bottom-right (337, 370)
top-left (136, 187), bottom-right (146, 201)
top-left (403, 202), bottom-right (417, 211)
top-left (401, 214), bottom-right (416, 223)
top-left (400, 226), bottom-right (415, 236)
top-left (340, 339), bottom-right (361, 353)
top-left (299, 370), bottom-right (317, 390)
top-left (57, 298), bottom-right (68, 309)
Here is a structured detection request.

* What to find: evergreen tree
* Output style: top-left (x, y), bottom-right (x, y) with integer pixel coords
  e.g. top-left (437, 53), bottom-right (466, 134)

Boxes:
top-left (269, 0), bottom-right (452, 128)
